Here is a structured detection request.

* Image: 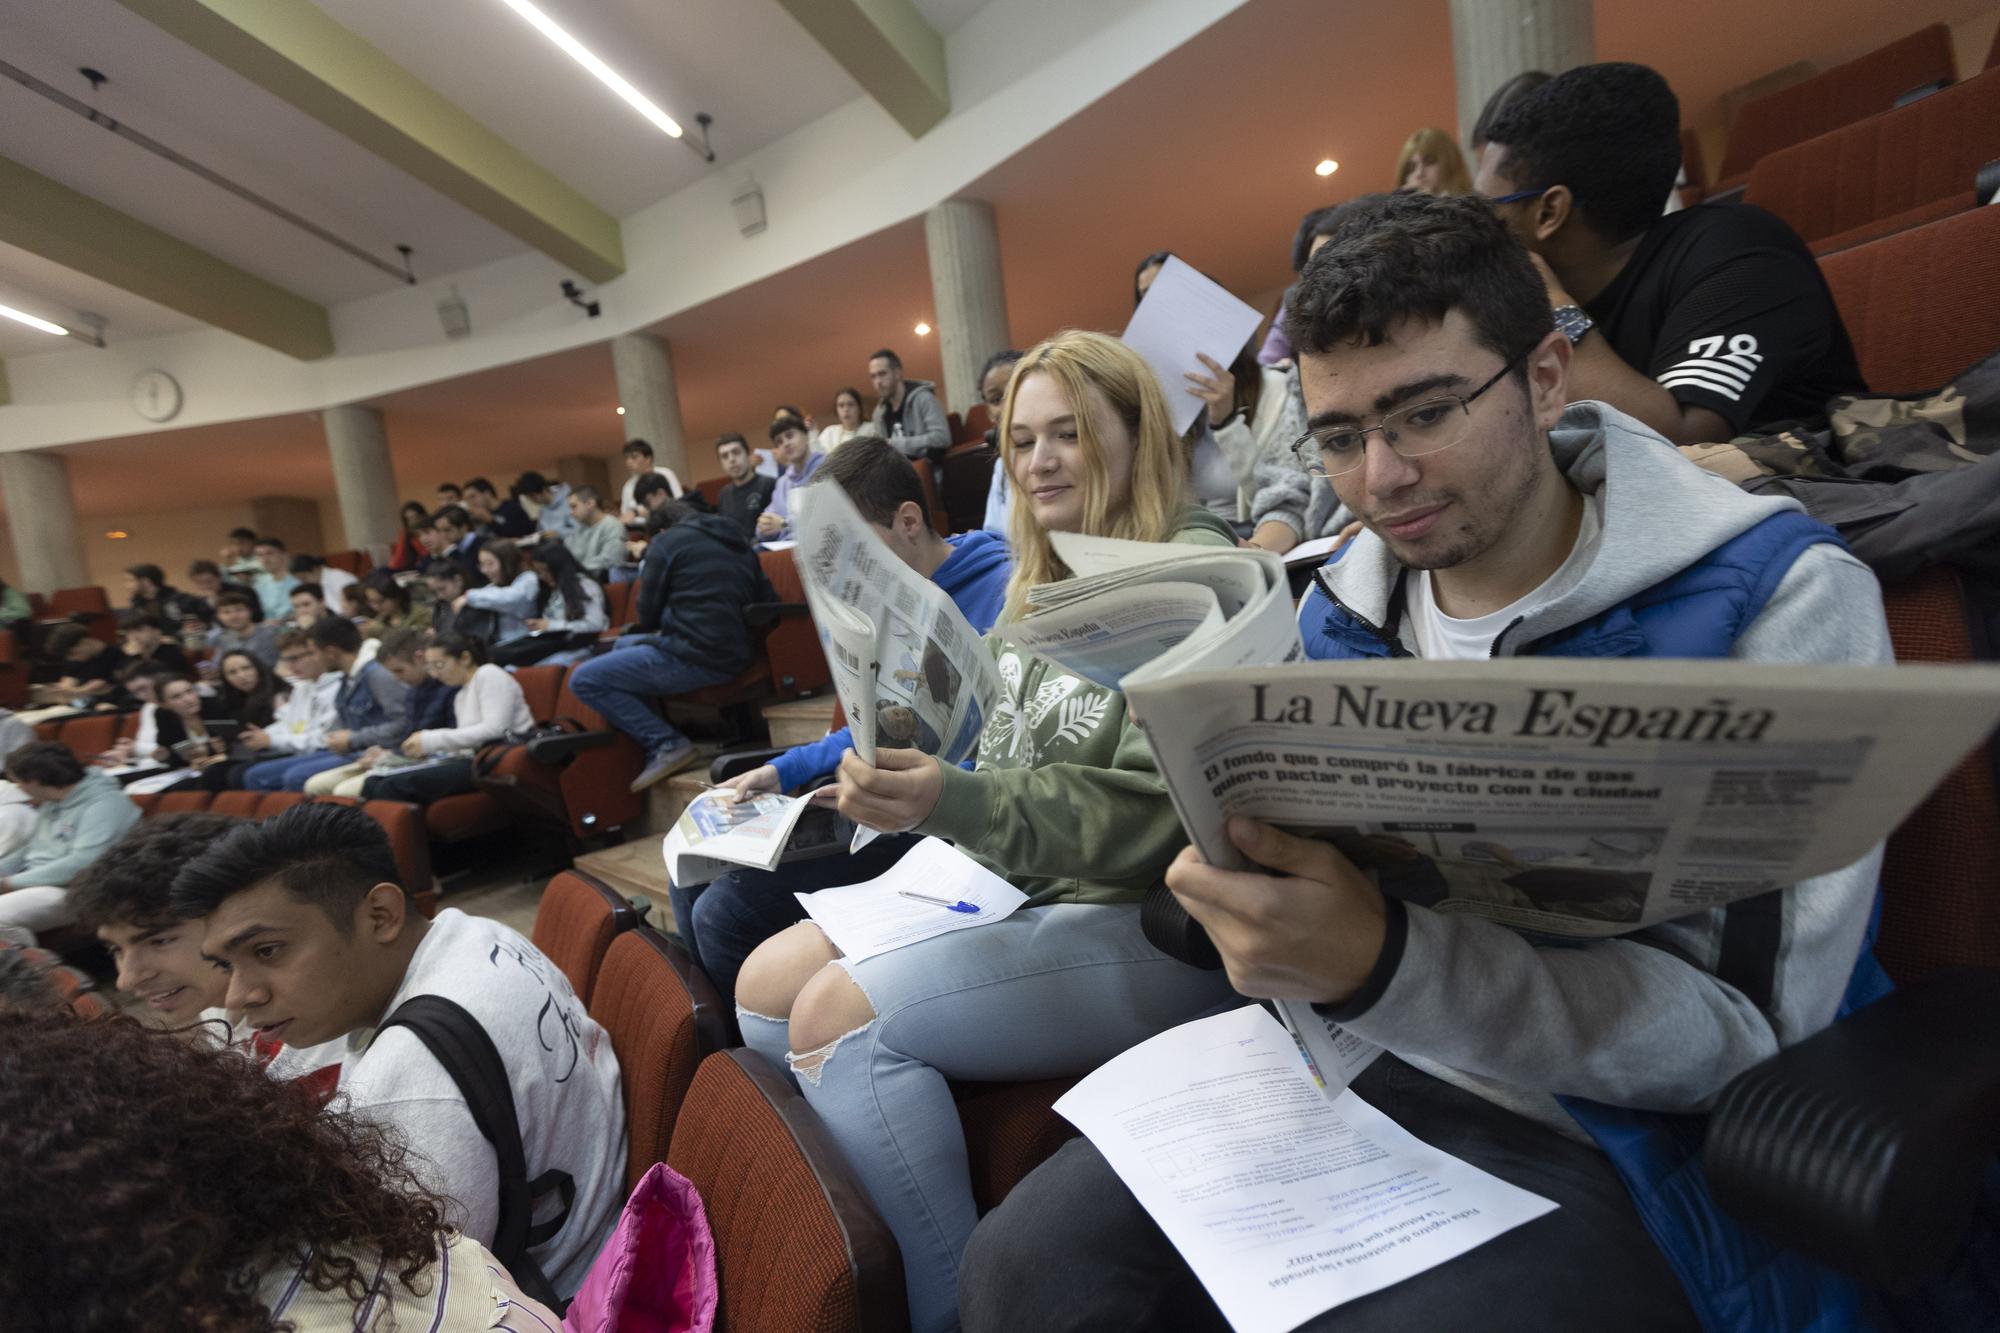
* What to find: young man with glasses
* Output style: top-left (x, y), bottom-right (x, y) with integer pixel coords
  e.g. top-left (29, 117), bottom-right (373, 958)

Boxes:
top-left (958, 190), bottom-right (1892, 1332)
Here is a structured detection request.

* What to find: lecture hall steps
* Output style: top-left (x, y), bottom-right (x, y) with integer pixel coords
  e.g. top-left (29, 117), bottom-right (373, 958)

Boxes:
top-left (763, 696), bottom-right (837, 749)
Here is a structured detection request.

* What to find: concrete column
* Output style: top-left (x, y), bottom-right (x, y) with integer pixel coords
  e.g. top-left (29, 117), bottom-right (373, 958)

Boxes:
top-left (1449, 0), bottom-right (1594, 149)
top-left (249, 497), bottom-right (325, 558)
top-left (924, 197), bottom-right (1011, 418)
top-left (0, 450), bottom-right (87, 593)
top-left (323, 404), bottom-right (402, 555)
top-left (611, 333), bottom-right (689, 483)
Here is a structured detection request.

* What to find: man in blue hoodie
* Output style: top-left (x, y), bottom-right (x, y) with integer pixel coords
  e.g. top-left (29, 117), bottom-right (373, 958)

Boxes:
top-left (682, 435), bottom-right (1012, 1000)
top-left (960, 193), bottom-right (1893, 1332)
top-left (0, 741), bottom-right (144, 945)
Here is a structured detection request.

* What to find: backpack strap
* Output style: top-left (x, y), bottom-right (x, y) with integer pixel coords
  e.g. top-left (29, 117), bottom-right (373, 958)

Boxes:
top-left (378, 994), bottom-right (575, 1308)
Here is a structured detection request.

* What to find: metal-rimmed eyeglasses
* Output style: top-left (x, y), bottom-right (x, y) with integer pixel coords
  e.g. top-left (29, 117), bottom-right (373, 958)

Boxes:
top-left (1289, 351), bottom-right (1528, 478)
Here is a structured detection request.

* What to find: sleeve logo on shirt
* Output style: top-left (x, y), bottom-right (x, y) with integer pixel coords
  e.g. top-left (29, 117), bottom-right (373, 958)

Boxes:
top-left (1658, 334), bottom-right (1762, 403)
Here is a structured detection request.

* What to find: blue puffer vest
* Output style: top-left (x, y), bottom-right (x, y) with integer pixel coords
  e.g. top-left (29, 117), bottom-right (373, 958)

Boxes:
top-left (1305, 509), bottom-right (1894, 1332)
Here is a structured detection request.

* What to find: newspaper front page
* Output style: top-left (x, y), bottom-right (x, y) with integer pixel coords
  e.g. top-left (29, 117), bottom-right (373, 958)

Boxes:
top-left (1127, 657), bottom-right (2000, 937)
top-left (792, 482), bottom-right (1001, 768)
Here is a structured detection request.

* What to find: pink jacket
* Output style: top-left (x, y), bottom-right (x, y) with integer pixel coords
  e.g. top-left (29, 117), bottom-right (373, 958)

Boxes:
top-left (564, 1164), bottom-right (718, 1332)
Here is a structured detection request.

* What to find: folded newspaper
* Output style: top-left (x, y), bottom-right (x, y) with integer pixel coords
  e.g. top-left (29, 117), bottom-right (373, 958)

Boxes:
top-left (792, 482), bottom-right (1002, 782)
top-left (993, 532), bottom-right (1304, 688)
top-left (662, 788), bottom-right (817, 888)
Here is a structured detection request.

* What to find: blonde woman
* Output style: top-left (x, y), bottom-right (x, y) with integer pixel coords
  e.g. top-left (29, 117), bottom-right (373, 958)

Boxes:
top-left (1396, 126), bottom-right (1473, 195)
top-left (734, 330), bottom-right (1240, 1333)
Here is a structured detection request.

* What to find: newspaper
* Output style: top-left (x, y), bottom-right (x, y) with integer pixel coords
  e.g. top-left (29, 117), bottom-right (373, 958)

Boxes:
top-left (792, 482), bottom-right (1002, 770)
top-left (993, 533), bottom-right (1304, 689)
top-left (662, 788), bottom-right (814, 888)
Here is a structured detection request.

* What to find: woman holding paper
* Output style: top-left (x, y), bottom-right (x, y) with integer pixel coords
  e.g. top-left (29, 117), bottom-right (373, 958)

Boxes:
top-left (734, 329), bottom-right (1242, 1333)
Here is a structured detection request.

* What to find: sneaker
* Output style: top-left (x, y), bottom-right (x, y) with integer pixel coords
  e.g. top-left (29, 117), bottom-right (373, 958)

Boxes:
top-left (630, 738), bottom-right (697, 793)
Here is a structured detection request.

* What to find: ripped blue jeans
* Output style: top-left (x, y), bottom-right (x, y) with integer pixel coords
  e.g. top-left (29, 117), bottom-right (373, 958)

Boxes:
top-left (737, 903), bottom-right (1239, 1333)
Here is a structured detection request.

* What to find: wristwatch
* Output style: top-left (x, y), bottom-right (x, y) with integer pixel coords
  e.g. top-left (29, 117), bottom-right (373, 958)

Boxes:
top-left (1552, 304), bottom-right (1594, 346)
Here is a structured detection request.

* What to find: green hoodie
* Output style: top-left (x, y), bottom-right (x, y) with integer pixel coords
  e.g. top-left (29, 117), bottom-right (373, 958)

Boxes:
top-left (920, 507), bottom-right (1236, 906)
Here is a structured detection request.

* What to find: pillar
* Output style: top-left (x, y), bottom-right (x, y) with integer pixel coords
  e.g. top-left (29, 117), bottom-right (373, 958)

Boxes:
top-left (323, 404), bottom-right (402, 555)
top-left (249, 497), bottom-right (325, 559)
top-left (0, 450), bottom-right (87, 593)
top-left (611, 333), bottom-right (689, 483)
top-left (924, 198), bottom-right (1012, 418)
top-left (1449, 0), bottom-right (1594, 150)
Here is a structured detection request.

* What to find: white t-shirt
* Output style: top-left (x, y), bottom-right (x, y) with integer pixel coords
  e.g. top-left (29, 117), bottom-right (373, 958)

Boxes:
top-left (619, 466), bottom-right (684, 519)
top-left (1410, 495), bottom-right (1602, 660)
top-left (334, 909), bottom-right (627, 1299)
top-left (315, 565), bottom-right (359, 612)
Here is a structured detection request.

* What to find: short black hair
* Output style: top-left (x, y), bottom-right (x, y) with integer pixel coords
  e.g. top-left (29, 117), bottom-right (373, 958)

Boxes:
top-left (306, 615), bottom-right (361, 655)
top-left (71, 813), bottom-right (247, 932)
top-left (118, 610), bottom-right (166, 633)
top-left (436, 481), bottom-right (463, 497)
top-left (253, 536), bottom-right (287, 552)
top-left (513, 471), bottom-right (549, 496)
top-left (288, 553), bottom-right (325, 575)
top-left (214, 589), bottom-right (257, 614)
top-left (290, 582), bottom-right (325, 604)
top-left (42, 623), bottom-right (93, 660)
top-left (5, 741), bottom-right (86, 788)
top-left (188, 559), bottom-right (221, 580)
top-left (463, 477), bottom-right (497, 498)
top-left (422, 558), bottom-right (467, 586)
top-left (427, 631), bottom-right (486, 665)
top-left (431, 505), bottom-right (471, 531)
top-left (125, 563), bottom-right (166, 588)
top-left (170, 801), bottom-right (403, 930)
top-left (376, 626), bottom-right (426, 664)
top-left (1285, 192), bottom-right (1552, 368)
top-left (769, 413), bottom-right (808, 442)
top-left (714, 432), bottom-right (749, 455)
top-left (1470, 69), bottom-right (1552, 151)
top-left (812, 435), bottom-right (924, 526)
top-left (978, 349), bottom-right (1024, 386)
top-left (1289, 208), bottom-right (1335, 274)
top-left (1483, 62), bottom-right (1680, 243)
top-left (633, 473), bottom-right (675, 505)
top-left (622, 438), bottom-right (654, 460)
top-left (869, 348), bottom-right (902, 371)
top-left (228, 527), bottom-right (257, 543)
top-left (1133, 250), bottom-right (1173, 305)
top-left (571, 484), bottom-right (601, 506)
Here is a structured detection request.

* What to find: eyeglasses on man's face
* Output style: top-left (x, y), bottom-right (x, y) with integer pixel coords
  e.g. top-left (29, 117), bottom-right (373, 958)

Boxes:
top-left (1290, 351), bottom-right (1528, 479)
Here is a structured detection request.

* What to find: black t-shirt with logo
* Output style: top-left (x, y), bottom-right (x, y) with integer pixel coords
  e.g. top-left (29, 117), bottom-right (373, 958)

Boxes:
top-left (1584, 203), bottom-right (1867, 434)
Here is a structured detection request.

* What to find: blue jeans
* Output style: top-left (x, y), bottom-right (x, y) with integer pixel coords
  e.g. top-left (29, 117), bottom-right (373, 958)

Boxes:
top-left (737, 903), bottom-right (1238, 1333)
top-left (674, 833), bottom-right (920, 1001)
top-left (242, 751), bottom-right (350, 791)
top-left (567, 639), bottom-right (730, 756)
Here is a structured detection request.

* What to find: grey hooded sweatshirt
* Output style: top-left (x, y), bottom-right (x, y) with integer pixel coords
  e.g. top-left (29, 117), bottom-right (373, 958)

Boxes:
top-left (871, 378), bottom-right (952, 458)
top-left (1305, 401), bottom-right (1892, 1138)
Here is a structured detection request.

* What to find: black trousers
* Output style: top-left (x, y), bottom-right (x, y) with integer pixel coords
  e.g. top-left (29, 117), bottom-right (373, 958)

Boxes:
top-left (957, 1054), bottom-right (1699, 1333)
top-left (361, 758), bottom-right (477, 804)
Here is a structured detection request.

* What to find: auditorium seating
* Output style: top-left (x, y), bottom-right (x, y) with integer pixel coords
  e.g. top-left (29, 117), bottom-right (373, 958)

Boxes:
top-left (1820, 205), bottom-right (2000, 393)
top-left (668, 1049), bottom-right (909, 1332)
top-left (0, 943), bottom-right (110, 1018)
top-left (1714, 24), bottom-right (1957, 196)
top-left (1744, 70), bottom-right (2000, 255)
top-left (530, 868), bottom-right (642, 1006)
top-left (910, 457), bottom-right (952, 535)
top-left (425, 663), bottom-right (567, 845)
top-left (696, 476), bottom-right (728, 507)
top-left (591, 927), bottom-right (734, 1190)
top-left (660, 548), bottom-right (829, 742)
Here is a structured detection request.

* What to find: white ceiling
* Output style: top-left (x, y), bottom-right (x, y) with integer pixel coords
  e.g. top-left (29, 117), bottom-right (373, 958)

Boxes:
top-left (913, 0), bottom-right (995, 35)
top-left (0, 241), bottom-right (202, 358)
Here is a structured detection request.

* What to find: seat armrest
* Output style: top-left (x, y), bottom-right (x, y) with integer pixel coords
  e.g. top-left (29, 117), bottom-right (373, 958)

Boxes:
top-left (1702, 967), bottom-right (2000, 1288)
top-left (710, 747), bottom-right (786, 783)
top-left (524, 729), bottom-right (616, 764)
top-left (743, 601), bottom-right (809, 631)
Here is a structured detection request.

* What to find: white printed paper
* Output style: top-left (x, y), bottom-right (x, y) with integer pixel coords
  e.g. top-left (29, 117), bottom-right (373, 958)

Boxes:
top-left (797, 836), bottom-right (1028, 961)
top-left (662, 788), bottom-right (813, 888)
top-left (1121, 256), bottom-right (1265, 436)
top-left (1056, 1006), bottom-right (1556, 1332)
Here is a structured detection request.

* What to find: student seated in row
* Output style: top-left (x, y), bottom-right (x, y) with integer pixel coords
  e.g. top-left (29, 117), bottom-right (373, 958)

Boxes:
top-left (457, 539), bottom-right (542, 647)
top-left (355, 633), bottom-right (534, 804)
top-left (243, 619), bottom-right (410, 792)
top-left (682, 435), bottom-right (1014, 999)
top-left (171, 802), bottom-right (627, 1301)
top-left (288, 581), bottom-right (328, 630)
top-left (0, 740), bottom-right (143, 946)
top-left (233, 630), bottom-right (341, 776)
top-left (496, 539), bottom-right (607, 667)
top-left (959, 191), bottom-right (1891, 1333)
top-left (303, 629), bottom-right (459, 799)
top-left (0, 1010), bottom-right (564, 1330)
top-left (731, 331), bottom-right (1245, 1333)
top-left (205, 588), bottom-right (280, 667)
top-left (560, 483), bottom-right (628, 576)
top-left (28, 623), bottom-right (128, 709)
top-left (359, 572), bottom-right (433, 638)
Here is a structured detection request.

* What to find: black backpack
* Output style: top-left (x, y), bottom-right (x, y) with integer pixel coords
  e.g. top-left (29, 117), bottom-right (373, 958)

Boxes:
top-left (379, 994), bottom-right (576, 1310)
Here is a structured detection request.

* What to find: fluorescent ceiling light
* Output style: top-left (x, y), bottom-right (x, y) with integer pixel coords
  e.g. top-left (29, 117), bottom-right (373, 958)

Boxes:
top-left (1315, 159), bottom-right (1339, 177)
top-left (495, 0), bottom-right (684, 138)
top-left (0, 302), bottom-right (69, 336)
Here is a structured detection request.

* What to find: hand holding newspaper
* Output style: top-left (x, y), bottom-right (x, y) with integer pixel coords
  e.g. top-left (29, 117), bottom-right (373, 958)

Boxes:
top-left (662, 788), bottom-right (815, 888)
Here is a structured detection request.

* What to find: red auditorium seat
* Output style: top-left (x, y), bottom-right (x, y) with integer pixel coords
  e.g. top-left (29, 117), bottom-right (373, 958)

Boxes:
top-left (153, 790), bottom-right (213, 815)
top-left (1745, 70), bottom-right (2000, 255)
top-left (55, 714), bottom-right (117, 757)
top-left (531, 869), bottom-right (641, 1006)
top-left (258, 791), bottom-right (308, 816)
top-left (1714, 24), bottom-right (1957, 195)
top-left (207, 790), bottom-right (264, 818)
top-left (661, 549), bottom-right (826, 730)
top-left (602, 578), bottom-right (639, 635)
top-left (46, 586), bottom-right (111, 619)
top-left (472, 665), bottom-right (645, 841)
top-left (425, 663), bottom-right (569, 844)
top-left (1820, 206), bottom-right (2000, 393)
top-left (910, 458), bottom-right (951, 535)
top-left (695, 476), bottom-right (727, 507)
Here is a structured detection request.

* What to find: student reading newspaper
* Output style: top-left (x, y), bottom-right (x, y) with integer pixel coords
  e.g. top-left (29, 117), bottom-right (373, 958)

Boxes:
top-left (959, 193), bottom-right (1929, 1333)
top-left (731, 331), bottom-right (1243, 1333)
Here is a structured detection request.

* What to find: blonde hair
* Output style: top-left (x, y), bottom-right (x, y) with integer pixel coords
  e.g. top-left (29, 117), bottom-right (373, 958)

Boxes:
top-left (997, 330), bottom-right (1190, 622)
top-left (1394, 127), bottom-right (1472, 195)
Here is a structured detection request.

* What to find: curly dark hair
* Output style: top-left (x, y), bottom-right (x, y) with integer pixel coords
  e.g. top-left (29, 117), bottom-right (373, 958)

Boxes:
top-left (69, 812), bottom-right (247, 933)
top-left (1481, 61), bottom-right (1681, 243)
top-left (1285, 191), bottom-right (1552, 369)
top-left (0, 1010), bottom-right (445, 1331)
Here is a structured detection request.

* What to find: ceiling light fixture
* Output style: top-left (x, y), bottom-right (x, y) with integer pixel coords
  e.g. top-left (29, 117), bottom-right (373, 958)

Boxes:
top-left (1315, 159), bottom-right (1339, 177)
top-left (914, 322), bottom-right (932, 336)
top-left (0, 302), bottom-right (70, 337)
top-left (496, 0), bottom-right (686, 139)
top-left (104, 530), bottom-right (129, 540)
top-left (616, 406), bottom-right (626, 415)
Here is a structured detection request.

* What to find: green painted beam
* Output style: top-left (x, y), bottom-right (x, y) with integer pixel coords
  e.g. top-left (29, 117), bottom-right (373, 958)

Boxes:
top-left (776, 0), bottom-right (949, 138)
top-left (0, 156), bottom-right (334, 360)
top-left (117, 0), bottom-right (624, 282)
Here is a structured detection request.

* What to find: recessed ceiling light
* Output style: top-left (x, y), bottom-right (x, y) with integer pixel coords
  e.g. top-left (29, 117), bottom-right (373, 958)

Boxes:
top-left (495, 0), bottom-right (684, 137)
top-left (0, 302), bottom-right (69, 337)
top-left (104, 530), bottom-right (129, 540)
top-left (1315, 159), bottom-right (1339, 177)
top-left (616, 406), bottom-right (626, 415)
top-left (914, 322), bottom-right (932, 336)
